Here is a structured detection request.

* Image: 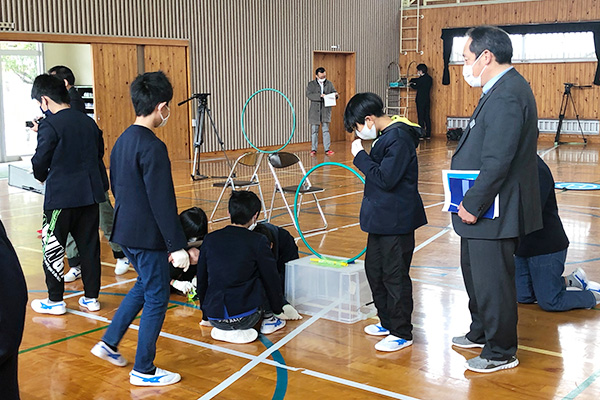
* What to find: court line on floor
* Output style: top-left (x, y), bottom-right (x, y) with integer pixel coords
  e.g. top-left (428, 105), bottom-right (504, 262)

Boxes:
top-left (562, 367), bottom-right (600, 399)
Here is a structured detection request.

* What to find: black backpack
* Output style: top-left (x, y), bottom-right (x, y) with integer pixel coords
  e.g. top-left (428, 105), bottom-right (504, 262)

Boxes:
top-left (446, 127), bottom-right (463, 141)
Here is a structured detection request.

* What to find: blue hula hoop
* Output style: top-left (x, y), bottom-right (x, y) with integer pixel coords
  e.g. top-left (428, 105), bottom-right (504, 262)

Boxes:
top-left (293, 162), bottom-right (366, 263)
top-left (241, 88), bottom-right (296, 154)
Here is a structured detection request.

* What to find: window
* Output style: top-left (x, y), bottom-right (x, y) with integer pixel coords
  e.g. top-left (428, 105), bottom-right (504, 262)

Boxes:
top-left (450, 32), bottom-right (596, 64)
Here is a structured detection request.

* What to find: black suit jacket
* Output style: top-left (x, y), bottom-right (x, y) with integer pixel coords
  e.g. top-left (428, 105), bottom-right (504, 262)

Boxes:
top-left (32, 108), bottom-right (106, 210)
top-left (197, 226), bottom-right (286, 319)
top-left (353, 122), bottom-right (427, 235)
top-left (410, 73), bottom-right (432, 105)
top-left (110, 125), bottom-right (187, 252)
top-left (451, 68), bottom-right (542, 239)
top-left (68, 87), bottom-right (86, 113)
top-left (0, 220), bottom-right (27, 367)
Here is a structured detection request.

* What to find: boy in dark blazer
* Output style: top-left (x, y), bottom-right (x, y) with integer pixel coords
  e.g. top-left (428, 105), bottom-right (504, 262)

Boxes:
top-left (30, 74), bottom-right (106, 315)
top-left (90, 71), bottom-right (189, 387)
top-left (343, 92), bottom-right (427, 352)
top-left (197, 191), bottom-right (301, 344)
top-left (450, 26), bottom-right (542, 373)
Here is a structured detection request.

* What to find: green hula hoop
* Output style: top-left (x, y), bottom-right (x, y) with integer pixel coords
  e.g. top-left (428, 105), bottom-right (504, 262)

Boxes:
top-left (294, 162), bottom-right (367, 263)
top-left (241, 88), bottom-right (296, 154)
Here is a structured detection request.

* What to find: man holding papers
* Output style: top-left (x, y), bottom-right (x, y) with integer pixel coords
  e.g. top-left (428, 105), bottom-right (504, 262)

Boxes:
top-left (306, 67), bottom-right (338, 156)
top-left (449, 26), bottom-right (542, 373)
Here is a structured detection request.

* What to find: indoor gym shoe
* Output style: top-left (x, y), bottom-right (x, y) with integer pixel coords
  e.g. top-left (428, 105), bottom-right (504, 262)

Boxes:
top-left (91, 341), bottom-right (128, 367)
top-left (114, 257), bottom-right (130, 275)
top-left (129, 367), bottom-right (181, 386)
top-left (452, 335), bottom-right (485, 349)
top-left (364, 323), bottom-right (390, 336)
top-left (310, 150), bottom-right (317, 156)
top-left (79, 296), bottom-right (101, 312)
top-left (587, 280), bottom-right (600, 304)
top-left (465, 355), bottom-right (519, 373)
top-left (260, 316), bottom-right (286, 334)
top-left (566, 267), bottom-right (589, 290)
top-left (64, 266), bottom-right (81, 282)
top-left (210, 327), bottom-right (258, 344)
top-left (325, 150), bottom-right (335, 156)
top-left (31, 298), bottom-right (66, 315)
top-left (374, 335), bottom-right (413, 352)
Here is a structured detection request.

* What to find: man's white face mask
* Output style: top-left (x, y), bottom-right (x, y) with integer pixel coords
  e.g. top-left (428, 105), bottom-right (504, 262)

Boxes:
top-left (462, 52), bottom-right (487, 88)
top-left (157, 105), bottom-right (170, 128)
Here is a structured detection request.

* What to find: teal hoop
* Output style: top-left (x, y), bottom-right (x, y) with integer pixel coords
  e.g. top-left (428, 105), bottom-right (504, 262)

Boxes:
top-left (293, 162), bottom-right (367, 263)
top-left (241, 88), bottom-right (296, 154)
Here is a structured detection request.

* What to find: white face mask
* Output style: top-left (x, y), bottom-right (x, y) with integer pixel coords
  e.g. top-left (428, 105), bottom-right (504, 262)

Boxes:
top-left (248, 221), bottom-right (257, 231)
top-left (157, 105), bottom-right (170, 128)
top-left (317, 77), bottom-right (325, 83)
top-left (356, 120), bottom-right (377, 140)
top-left (462, 52), bottom-right (487, 88)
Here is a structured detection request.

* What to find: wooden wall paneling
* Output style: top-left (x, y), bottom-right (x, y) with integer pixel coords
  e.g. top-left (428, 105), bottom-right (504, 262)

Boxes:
top-left (91, 43), bottom-right (138, 166)
top-left (407, 0), bottom-right (600, 138)
top-left (144, 45), bottom-right (191, 161)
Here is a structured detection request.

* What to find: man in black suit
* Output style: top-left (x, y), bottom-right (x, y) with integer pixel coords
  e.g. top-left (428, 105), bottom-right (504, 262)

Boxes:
top-left (30, 74), bottom-right (107, 315)
top-left (0, 220), bottom-right (28, 400)
top-left (409, 63), bottom-right (433, 138)
top-left (48, 65), bottom-right (85, 113)
top-left (344, 92), bottom-right (427, 353)
top-left (450, 26), bottom-right (542, 373)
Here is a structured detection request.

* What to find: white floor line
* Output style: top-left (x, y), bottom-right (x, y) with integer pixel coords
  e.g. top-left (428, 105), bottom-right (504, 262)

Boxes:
top-left (63, 278), bottom-right (138, 300)
top-left (424, 201), bottom-right (444, 209)
top-left (198, 301), bottom-right (340, 400)
top-left (414, 225), bottom-right (452, 254)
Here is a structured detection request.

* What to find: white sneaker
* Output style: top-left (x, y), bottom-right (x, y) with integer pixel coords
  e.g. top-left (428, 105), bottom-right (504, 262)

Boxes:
top-left (566, 267), bottom-right (589, 290)
top-left (587, 281), bottom-right (600, 305)
top-left (260, 316), bottom-right (286, 334)
top-left (210, 327), bottom-right (258, 343)
top-left (91, 341), bottom-right (128, 366)
top-left (199, 320), bottom-right (212, 327)
top-left (129, 367), bottom-right (181, 386)
top-left (31, 298), bottom-right (66, 315)
top-left (364, 323), bottom-right (390, 336)
top-left (374, 335), bottom-right (413, 352)
top-left (64, 266), bottom-right (81, 282)
top-left (79, 296), bottom-right (101, 312)
top-left (115, 258), bottom-right (130, 275)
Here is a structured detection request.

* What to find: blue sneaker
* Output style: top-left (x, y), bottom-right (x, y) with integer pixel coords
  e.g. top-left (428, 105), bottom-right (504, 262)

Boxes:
top-left (79, 296), bottom-right (101, 312)
top-left (374, 335), bottom-right (413, 352)
top-left (31, 298), bottom-right (66, 315)
top-left (566, 267), bottom-right (589, 290)
top-left (364, 323), bottom-right (390, 336)
top-left (91, 341), bottom-right (128, 366)
top-left (129, 367), bottom-right (181, 386)
top-left (260, 316), bottom-right (286, 334)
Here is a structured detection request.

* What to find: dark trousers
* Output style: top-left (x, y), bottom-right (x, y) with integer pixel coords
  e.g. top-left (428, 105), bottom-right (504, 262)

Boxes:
top-left (460, 237), bottom-right (518, 360)
top-left (0, 353), bottom-right (19, 400)
top-left (42, 204), bottom-right (100, 301)
top-left (365, 232), bottom-right (415, 340)
top-left (416, 100), bottom-right (431, 137)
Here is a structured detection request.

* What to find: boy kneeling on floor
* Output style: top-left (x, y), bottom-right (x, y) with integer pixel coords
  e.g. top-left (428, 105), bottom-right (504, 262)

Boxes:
top-left (197, 190), bottom-right (301, 343)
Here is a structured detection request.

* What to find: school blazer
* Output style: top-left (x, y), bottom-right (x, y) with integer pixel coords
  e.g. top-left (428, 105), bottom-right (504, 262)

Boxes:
top-left (451, 68), bottom-right (543, 239)
top-left (353, 122), bottom-right (427, 235)
top-left (110, 125), bottom-right (187, 252)
top-left (32, 108), bottom-right (106, 210)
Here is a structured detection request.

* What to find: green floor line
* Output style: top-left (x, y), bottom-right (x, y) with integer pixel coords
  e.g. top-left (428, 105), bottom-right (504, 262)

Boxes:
top-left (20, 304), bottom-right (179, 354)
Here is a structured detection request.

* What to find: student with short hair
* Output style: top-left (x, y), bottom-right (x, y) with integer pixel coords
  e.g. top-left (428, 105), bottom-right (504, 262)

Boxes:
top-left (48, 65), bottom-right (85, 113)
top-left (344, 92), bottom-right (427, 352)
top-left (90, 71), bottom-right (189, 387)
top-left (30, 74), bottom-right (106, 316)
top-left (170, 207), bottom-right (208, 296)
top-left (197, 191), bottom-right (301, 344)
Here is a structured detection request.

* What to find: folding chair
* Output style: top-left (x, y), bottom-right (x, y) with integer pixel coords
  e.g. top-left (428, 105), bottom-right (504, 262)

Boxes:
top-left (267, 151), bottom-right (327, 233)
top-left (209, 151), bottom-right (267, 222)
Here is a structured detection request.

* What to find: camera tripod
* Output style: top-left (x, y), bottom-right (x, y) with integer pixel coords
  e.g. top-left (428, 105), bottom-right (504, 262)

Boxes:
top-left (554, 83), bottom-right (590, 145)
top-left (178, 93), bottom-right (233, 180)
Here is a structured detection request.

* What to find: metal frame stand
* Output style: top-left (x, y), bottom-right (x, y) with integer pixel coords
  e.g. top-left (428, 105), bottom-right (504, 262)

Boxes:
top-left (554, 83), bottom-right (588, 146)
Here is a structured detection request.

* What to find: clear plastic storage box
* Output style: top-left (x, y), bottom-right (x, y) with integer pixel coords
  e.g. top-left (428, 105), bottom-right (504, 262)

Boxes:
top-left (285, 255), bottom-right (376, 324)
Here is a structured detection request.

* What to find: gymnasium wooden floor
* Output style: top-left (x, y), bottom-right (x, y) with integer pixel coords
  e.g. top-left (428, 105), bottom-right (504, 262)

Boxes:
top-left (3, 137), bottom-right (600, 400)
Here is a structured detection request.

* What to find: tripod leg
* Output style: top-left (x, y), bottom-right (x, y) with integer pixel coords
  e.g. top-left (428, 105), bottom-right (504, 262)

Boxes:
top-left (206, 108), bottom-right (234, 170)
top-left (554, 92), bottom-right (569, 144)
top-left (191, 102), bottom-right (208, 180)
top-left (568, 93), bottom-right (587, 144)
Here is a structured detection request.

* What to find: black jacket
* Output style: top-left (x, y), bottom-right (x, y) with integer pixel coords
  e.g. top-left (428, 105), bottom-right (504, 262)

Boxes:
top-left (197, 226), bottom-right (286, 319)
top-left (32, 108), bottom-right (106, 210)
top-left (353, 121), bottom-right (427, 235)
top-left (410, 73), bottom-right (432, 105)
top-left (110, 124), bottom-right (187, 252)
